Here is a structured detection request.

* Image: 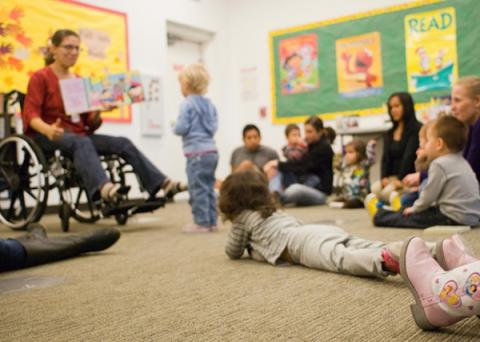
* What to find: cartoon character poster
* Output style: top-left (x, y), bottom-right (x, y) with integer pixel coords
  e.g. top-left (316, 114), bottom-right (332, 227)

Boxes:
top-left (0, 0), bottom-right (130, 122)
top-left (336, 32), bottom-right (384, 98)
top-left (279, 33), bottom-right (319, 95)
top-left (405, 7), bottom-right (458, 93)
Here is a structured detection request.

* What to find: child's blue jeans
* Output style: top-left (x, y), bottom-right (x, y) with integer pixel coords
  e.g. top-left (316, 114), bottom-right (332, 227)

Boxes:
top-left (186, 152), bottom-right (218, 227)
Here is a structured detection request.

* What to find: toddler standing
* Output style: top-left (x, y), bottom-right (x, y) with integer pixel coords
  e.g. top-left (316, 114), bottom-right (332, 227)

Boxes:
top-left (174, 64), bottom-right (218, 233)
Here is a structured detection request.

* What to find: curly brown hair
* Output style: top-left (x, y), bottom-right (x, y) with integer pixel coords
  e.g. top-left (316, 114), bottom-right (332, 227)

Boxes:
top-left (219, 170), bottom-right (277, 221)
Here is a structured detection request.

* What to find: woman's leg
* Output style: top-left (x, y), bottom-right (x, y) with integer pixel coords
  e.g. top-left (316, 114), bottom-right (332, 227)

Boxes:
top-left (282, 184), bottom-right (327, 206)
top-left (33, 133), bottom-right (108, 198)
top-left (88, 135), bottom-right (167, 196)
top-left (0, 239), bottom-right (27, 272)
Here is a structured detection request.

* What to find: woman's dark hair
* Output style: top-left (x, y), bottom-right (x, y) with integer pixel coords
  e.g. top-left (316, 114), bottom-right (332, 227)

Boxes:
top-left (44, 29), bottom-right (79, 66)
top-left (242, 124), bottom-right (261, 138)
top-left (219, 170), bottom-right (276, 221)
top-left (323, 126), bottom-right (336, 144)
top-left (304, 116), bottom-right (324, 133)
top-left (387, 92), bottom-right (416, 129)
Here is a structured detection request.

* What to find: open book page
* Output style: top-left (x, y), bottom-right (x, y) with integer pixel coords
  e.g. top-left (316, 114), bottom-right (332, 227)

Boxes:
top-left (60, 71), bottom-right (145, 115)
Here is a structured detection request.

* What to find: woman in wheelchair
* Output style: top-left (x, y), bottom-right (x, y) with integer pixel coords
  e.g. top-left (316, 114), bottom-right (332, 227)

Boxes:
top-left (22, 29), bottom-right (186, 203)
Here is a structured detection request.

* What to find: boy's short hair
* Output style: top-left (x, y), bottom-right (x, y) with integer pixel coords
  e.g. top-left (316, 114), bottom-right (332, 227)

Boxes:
top-left (242, 124), bottom-right (261, 138)
top-left (179, 63), bottom-right (209, 95)
top-left (431, 116), bottom-right (468, 153)
top-left (285, 123), bottom-right (300, 137)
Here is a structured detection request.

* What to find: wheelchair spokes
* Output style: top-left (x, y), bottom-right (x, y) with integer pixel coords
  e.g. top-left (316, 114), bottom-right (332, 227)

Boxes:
top-left (0, 135), bottom-right (48, 230)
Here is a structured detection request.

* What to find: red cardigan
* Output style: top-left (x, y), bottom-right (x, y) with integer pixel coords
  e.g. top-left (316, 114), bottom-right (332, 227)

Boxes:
top-left (22, 66), bottom-right (99, 136)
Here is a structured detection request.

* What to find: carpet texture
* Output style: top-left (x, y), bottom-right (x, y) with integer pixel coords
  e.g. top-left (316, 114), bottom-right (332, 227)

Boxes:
top-left (0, 202), bottom-right (479, 341)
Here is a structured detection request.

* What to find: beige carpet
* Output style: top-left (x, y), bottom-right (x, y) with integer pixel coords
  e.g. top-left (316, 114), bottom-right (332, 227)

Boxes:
top-left (0, 202), bottom-right (479, 341)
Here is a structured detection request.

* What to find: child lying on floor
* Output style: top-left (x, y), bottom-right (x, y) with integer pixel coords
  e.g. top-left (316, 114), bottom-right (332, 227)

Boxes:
top-left (219, 169), bottom-right (480, 330)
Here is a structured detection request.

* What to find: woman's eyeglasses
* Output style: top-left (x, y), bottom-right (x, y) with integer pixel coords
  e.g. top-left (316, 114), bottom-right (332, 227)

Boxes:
top-left (60, 45), bottom-right (82, 52)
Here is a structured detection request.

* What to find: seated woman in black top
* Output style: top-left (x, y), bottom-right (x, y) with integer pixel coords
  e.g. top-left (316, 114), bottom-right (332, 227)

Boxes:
top-left (371, 92), bottom-right (421, 202)
top-left (265, 116), bottom-right (334, 206)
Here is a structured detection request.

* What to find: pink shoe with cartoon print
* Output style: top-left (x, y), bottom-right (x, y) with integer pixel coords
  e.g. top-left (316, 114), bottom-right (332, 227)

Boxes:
top-left (436, 234), bottom-right (478, 270)
top-left (400, 236), bottom-right (480, 330)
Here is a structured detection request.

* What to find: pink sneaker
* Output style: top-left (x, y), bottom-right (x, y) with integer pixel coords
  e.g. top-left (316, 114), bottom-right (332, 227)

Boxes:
top-left (182, 223), bottom-right (211, 233)
top-left (400, 236), bottom-right (479, 330)
top-left (435, 234), bottom-right (478, 270)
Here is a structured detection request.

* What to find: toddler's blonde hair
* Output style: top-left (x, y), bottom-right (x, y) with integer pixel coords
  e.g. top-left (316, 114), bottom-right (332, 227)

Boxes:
top-left (179, 63), bottom-right (210, 95)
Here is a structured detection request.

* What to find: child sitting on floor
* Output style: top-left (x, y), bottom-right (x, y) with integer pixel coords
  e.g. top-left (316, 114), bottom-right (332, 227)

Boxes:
top-left (389, 121), bottom-right (432, 210)
top-left (219, 169), bottom-right (480, 330)
top-left (367, 116), bottom-right (480, 228)
top-left (279, 123), bottom-right (319, 189)
top-left (330, 139), bottom-right (376, 208)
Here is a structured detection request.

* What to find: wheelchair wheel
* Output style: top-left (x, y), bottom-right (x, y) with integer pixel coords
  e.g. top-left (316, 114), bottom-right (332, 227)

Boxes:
top-left (115, 212), bottom-right (128, 225)
top-left (60, 186), bottom-right (100, 224)
top-left (0, 135), bottom-right (49, 230)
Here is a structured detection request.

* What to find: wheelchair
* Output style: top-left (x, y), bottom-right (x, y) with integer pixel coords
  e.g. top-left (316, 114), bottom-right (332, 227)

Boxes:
top-left (0, 90), bottom-right (165, 232)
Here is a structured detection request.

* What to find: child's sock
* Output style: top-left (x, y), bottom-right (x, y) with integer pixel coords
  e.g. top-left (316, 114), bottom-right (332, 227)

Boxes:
top-left (381, 248), bottom-right (400, 274)
top-left (389, 191), bottom-right (402, 211)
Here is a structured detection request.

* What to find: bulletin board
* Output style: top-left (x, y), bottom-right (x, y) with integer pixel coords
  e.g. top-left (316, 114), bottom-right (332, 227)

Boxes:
top-left (0, 0), bottom-right (131, 122)
top-left (270, 0), bottom-right (480, 123)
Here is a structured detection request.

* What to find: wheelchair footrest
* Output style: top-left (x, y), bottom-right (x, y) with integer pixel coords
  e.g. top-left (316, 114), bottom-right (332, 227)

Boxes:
top-left (131, 198), bottom-right (166, 214)
top-left (102, 203), bottom-right (136, 217)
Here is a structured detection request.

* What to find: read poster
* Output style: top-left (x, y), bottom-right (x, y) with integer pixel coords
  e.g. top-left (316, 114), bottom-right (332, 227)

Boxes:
top-left (405, 7), bottom-right (458, 93)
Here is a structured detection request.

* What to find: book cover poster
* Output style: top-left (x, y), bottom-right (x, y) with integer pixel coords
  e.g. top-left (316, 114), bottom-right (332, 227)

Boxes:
top-left (279, 33), bottom-right (319, 95)
top-left (336, 32), bottom-right (384, 98)
top-left (405, 7), bottom-right (458, 93)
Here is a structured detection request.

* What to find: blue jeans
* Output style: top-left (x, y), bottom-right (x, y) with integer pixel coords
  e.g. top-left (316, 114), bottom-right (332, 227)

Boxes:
top-left (186, 152), bottom-right (218, 226)
top-left (282, 183), bottom-right (327, 206)
top-left (269, 172), bottom-right (320, 193)
top-left (0, 239), bottom-right (26, 272)
top-left (33, 133), bottom-right (167, 199)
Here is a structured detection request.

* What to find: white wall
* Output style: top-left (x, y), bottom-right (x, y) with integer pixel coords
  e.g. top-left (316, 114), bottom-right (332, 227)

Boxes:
top-left (71, 0), bottom-right (418, 183)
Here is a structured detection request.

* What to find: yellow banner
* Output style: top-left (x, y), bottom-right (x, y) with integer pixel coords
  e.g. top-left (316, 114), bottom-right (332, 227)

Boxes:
top-left (405, 7), bottom-right (458, 93)
top-left (0, 0), bottom-right (130, 122)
